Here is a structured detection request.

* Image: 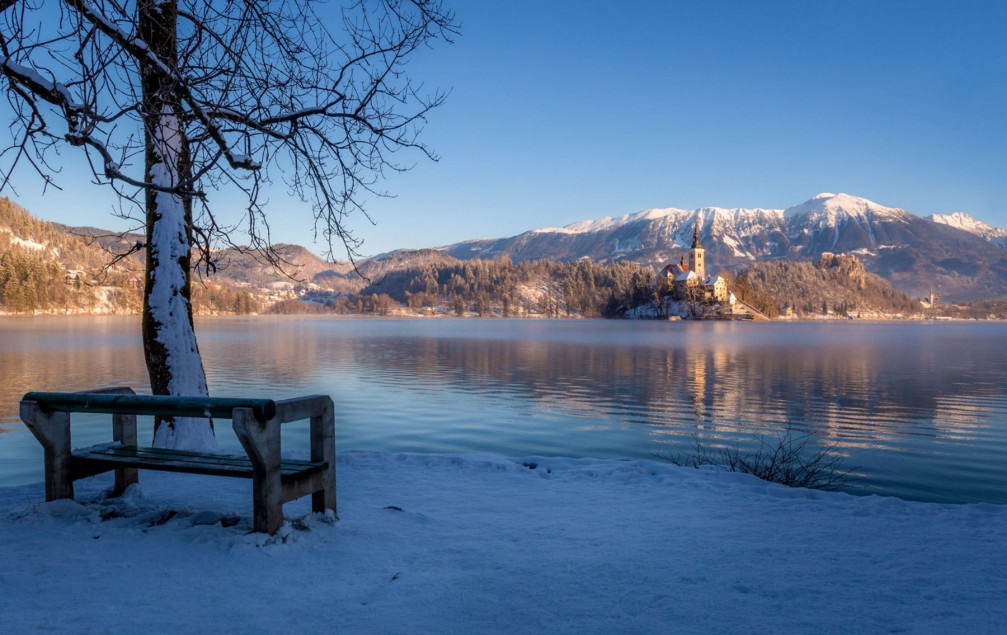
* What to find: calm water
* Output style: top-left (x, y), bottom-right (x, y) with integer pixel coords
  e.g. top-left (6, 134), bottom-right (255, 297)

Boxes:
top-left (1, 316), bottom-right (1006, 504)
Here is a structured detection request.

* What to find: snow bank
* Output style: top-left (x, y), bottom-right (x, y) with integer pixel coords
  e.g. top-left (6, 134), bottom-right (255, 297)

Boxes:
top-left (1, 452), bottom-right (1004, 633)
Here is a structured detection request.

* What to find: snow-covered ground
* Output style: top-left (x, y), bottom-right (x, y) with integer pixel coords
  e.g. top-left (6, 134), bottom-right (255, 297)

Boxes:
top-left (2, 452), bottom-right (1004, 633)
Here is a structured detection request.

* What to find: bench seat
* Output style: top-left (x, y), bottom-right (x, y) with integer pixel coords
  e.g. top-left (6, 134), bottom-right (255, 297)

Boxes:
top-left (72, 445), bottom-right (328, 481)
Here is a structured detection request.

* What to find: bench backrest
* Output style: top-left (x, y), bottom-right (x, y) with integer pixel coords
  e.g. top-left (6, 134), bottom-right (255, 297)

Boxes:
top-left (22, 392), bottom-right (276, 422)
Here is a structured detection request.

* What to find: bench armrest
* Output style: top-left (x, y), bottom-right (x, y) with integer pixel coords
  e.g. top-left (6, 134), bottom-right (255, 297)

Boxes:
top-left (272, 395), bottom-right (333, 424)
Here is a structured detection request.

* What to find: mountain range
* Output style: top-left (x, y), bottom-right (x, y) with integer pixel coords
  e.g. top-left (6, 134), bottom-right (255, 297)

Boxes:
top-left (435, 193), bottom-right (1007, 302)
top-left (5, 193), bottom-right (1007, 304)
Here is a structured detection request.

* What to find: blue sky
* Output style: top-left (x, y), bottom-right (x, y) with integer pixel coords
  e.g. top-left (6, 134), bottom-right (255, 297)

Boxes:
top-left (4, 0), bottom-right (1006, 257)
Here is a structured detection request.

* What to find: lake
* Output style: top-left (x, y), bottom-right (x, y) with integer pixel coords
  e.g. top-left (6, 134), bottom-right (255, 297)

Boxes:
top-left (1, 316), bottom-right (1005, 504)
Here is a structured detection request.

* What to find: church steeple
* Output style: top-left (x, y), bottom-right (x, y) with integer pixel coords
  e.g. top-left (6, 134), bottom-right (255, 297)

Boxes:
top-left (688, 222), bottom-right (705, 278)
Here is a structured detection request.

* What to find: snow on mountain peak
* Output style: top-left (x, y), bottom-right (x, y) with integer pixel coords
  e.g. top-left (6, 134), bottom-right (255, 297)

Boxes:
top-left (532, 208), bottom-right (689, 235)
top-left (930, 212), bottom-right (1007, 238)
top-left (524, 193), bottom-right (938, 245)
top-left (533, 205), bottom-right (787, 236)
top-left (784, 193), bottom-right (906, 224)
top-left (538, 194), bottom-right (910, 238)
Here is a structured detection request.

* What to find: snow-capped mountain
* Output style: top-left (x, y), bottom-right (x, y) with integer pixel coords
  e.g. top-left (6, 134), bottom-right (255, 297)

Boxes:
top-left (438, 193), bottom-right (1007, 301)
top-left (782, 193), bottom-right (913, 253)
top-left (930, 212), bottom-right (1007, 249)
top-left (440, 193), bottom-right (921, 263)
top-left (443, 203), bottom-right (789, 263)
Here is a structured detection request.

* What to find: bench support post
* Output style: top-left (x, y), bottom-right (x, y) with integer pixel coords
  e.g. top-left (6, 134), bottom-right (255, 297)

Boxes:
top-left (20, 401), bottom-right (73, 501)
top-left (112, 413), bottom-right (139, 495)
top-left (87, 386), bottom-right (140, 496)
top-left (233, 408), bottom-right (283, 534)
top-left (310, 397), bottom-right (337, 516)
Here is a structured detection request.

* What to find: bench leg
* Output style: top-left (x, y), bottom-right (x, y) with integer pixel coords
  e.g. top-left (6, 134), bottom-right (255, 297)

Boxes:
top-left (310, 397), bottom-right (337, 517)
top-left (112, 413), bottom-right (139, 496)
top-left (233, 408), bottom-right (283, 534)
top-left (20, 401), bottom-right (74, 501)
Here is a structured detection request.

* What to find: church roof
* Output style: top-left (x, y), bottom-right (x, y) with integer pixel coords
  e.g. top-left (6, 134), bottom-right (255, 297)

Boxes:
top-left (675, 271), bottom-right (700, 282)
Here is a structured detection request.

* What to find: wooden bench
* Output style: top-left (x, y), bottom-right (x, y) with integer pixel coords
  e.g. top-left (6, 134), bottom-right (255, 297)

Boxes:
top-left (19, 387), bottom-right (336, 534)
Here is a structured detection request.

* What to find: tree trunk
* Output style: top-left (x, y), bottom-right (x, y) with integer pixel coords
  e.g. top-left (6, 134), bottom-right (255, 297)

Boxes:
top-left (139, 0), bottom-right (215, 450)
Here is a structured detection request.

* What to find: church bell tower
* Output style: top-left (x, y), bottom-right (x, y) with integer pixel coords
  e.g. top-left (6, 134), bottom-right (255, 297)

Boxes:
top-left (687, 222), bottom-right (705, 279)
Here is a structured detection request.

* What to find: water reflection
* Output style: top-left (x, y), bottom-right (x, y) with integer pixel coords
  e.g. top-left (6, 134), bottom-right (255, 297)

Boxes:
top-left (273, 321), bottom-right (1001, 445)
top-left (2, 316), bottom-right (1006, 504)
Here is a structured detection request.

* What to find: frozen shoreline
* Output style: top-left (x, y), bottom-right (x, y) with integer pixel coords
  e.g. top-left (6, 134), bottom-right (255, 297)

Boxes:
top-left (2, 451), bottom-right (1005, 633)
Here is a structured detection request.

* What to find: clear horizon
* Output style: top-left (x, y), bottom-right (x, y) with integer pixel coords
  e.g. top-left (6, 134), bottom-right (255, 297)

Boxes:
top-left (2, 0), bottom-right (1004, 259)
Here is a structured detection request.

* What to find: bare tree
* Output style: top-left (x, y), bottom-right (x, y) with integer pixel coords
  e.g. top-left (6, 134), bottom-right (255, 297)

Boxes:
top-left (0, 0), bottom-right (456, 448)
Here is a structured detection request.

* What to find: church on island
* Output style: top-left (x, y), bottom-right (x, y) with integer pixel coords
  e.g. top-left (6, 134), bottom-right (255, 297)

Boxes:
top-left (659, 224), bottom-right (731, 305)
top-left (649, 223), bottom-right (767, 320)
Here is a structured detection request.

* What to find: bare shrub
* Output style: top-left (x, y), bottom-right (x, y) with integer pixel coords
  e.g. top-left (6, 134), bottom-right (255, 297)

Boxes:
top-left (658, 430), bottom-right (859, 491)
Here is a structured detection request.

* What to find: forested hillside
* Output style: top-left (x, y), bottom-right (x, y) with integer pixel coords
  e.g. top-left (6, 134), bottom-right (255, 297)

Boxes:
top-left (0, 198), bottom-right (137, 313)
top-left (0, 198), bottom-right (256, 315)
top-left (357, 257), bottom-right (655, 317)
top-left (734, 254), bottom-right (921, 317)
top-left (272, 252), bottom-right (995, 320)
